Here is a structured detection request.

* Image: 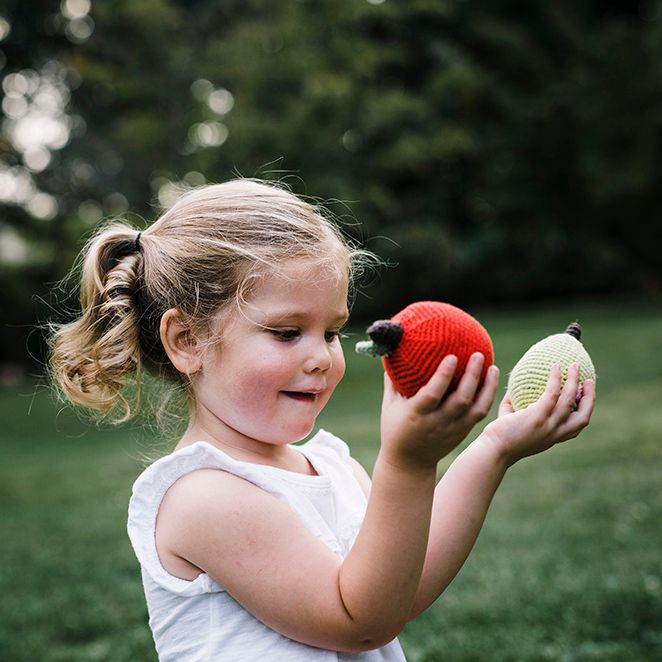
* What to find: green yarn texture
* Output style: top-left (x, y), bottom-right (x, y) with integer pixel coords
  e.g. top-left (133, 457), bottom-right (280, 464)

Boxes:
top-left (507, 332), bottom-right (596, 411)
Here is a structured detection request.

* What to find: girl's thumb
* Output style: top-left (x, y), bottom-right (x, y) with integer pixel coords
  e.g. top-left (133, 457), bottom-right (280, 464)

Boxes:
top-left (498, 392), bottom-right (515, 417)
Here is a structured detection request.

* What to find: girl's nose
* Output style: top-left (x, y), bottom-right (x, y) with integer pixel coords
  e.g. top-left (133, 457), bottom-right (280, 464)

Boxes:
top-left (303, 340), bottom-right (332, 373)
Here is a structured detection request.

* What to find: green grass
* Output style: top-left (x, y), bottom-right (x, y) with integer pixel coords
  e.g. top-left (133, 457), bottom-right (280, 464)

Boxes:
top-left (1, 299), bottom-right (661, 661)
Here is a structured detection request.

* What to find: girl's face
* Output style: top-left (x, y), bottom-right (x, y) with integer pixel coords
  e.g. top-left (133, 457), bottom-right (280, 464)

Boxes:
top-left (190, 259), bottom-right (349, 448)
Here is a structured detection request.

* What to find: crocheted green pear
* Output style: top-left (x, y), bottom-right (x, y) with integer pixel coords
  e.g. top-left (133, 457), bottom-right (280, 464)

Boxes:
top-left (507, 322), bottom-right (596, 411)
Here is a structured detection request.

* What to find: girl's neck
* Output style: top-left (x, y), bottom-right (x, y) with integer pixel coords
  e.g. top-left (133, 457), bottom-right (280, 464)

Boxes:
top-left (176, 421), bottom-right (317, 476)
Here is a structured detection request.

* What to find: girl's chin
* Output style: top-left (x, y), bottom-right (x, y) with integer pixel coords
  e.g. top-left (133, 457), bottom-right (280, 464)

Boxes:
top-left (285, 423), bottom-right (316, 443)
top-left (254, 420), bottom-right (316, 445)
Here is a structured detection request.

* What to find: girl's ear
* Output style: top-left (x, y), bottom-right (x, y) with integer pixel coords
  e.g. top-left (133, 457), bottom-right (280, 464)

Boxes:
top-left (159, 308), bottom-right (203, 375)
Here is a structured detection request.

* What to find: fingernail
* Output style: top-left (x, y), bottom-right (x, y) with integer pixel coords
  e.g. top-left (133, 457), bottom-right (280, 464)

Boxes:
top-left (445, 354), bottom-right (458, 366)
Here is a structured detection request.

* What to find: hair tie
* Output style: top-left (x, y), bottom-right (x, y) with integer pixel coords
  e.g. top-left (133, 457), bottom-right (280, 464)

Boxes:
top-left (134, 232), bottom-right (142, 253)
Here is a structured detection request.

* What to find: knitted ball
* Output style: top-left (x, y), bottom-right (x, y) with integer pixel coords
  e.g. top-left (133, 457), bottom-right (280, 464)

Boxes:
top-left (507, 323), bottom-right (596, 411)
top-left (356, 301), bottom-right (494, 398)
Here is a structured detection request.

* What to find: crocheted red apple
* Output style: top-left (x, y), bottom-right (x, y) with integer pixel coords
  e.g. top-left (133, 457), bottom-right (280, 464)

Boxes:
top-left (356, 301), bottom-right (494, 398)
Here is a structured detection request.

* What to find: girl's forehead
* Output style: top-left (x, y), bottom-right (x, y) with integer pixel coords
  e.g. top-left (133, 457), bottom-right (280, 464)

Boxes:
top-left (256, 258), bottom-right (349, 293)
top-left (209, 259), bottom-right (349, 337)
top-left (245, 260), bottom-right (349, 316)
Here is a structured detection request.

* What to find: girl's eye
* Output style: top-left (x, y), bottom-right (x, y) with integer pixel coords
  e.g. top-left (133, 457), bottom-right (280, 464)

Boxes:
top-left (271, 328), bottom-right (300, 341)
top-left (325, 328), bottom-right (347, 343)
top-left (270, 326), bottom-right (347, 343)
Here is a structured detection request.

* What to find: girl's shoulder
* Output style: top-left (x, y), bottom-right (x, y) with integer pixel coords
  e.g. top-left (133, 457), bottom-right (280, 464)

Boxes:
top-left (129, 430), bottom-right (357, 514)
top-left (301, 430), bottom-right (370, 495)
top-left (128, 440), bottom-right (317, 591)
top-left (300, 428), bottom-right (351, 462)
top-left (127, 432), bottom-right (370, 595)
top-left (129, 441), bottom-right (238, 501)
top-left (126, 443), bottom-right (245, 595)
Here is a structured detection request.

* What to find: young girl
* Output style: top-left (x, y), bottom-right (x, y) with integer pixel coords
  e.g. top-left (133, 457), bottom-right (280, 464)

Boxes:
top-left (50, 179), bottom-right (595, 661)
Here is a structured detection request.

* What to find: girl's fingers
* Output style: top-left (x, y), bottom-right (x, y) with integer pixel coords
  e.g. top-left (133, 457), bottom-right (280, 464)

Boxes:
top-left (470, 364), bottom-right (499, 419)
top-left (547, 375), bottom-right (596, 442)
top-left (577, 378), bottom-right (595, 411)
top-left (450, 352), bottom-right (485, 406)
top-left (536, 363), bottom-right (563, 415)
top-left (549, 363), bottom-right (582, 426)
top-left (571, 378), bottom-right (595, 427)
top-left (557, 362), bottom-right (580, 412)
top-left (414, 354), bottom-right (458, 412)
top-left (498, 391), bottom-right (514, 417)
top-left (382, 371), bottom-right (400, 403)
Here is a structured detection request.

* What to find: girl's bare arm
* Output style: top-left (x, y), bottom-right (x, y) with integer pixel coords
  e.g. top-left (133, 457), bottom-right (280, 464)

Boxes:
top-left (408, 363), bottom-right (596, 618)
top-left (159, 354), bottom-right (497, 652)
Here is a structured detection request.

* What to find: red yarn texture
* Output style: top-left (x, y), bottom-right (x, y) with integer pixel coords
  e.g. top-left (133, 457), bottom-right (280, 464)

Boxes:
top-left (383, 301), bottom-right (494, 398)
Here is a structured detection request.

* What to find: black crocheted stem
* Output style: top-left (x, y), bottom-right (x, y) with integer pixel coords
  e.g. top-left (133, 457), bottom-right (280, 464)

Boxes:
top-left (366, 320), bottom-right (404, 353)
top-left (565, 322), bottom-right (582, 340)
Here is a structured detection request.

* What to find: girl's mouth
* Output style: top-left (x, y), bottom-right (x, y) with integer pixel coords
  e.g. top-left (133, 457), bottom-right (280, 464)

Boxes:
top-left (282, 391), bottom-right (318, 402)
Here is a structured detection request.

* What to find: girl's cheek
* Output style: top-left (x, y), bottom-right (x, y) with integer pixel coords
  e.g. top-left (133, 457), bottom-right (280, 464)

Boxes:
top-left (333, 350), bottom-right (346, 382)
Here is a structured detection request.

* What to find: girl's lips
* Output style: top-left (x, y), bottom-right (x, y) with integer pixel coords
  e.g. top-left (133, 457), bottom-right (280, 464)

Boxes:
top-left (282, 391), bottom-right (318, 402)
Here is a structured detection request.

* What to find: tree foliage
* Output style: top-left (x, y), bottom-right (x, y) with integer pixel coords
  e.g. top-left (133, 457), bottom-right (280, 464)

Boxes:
top-left (1, 0), bottom-right (660, 368)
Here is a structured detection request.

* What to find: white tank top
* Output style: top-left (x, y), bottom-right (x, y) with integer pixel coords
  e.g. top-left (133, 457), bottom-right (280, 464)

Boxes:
top-left (127, 429), bottom-right (407, 661)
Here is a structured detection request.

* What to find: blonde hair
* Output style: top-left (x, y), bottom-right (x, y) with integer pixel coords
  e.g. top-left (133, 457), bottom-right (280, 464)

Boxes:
top-left (49, 179), bottom-right (373, 425)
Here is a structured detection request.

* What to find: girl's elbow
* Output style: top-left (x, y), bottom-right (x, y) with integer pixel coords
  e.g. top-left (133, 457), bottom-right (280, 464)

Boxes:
top-left (334, 634), bottom-right (400, 654)
top-left (316, 618), bottom-right (402, 653)
top-left (340, 623), bottom-right (404, 653)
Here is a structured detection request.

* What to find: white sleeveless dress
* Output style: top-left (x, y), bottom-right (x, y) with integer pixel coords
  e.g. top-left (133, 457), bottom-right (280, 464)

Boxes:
top-left (127, 429), bottom-right (407, 661)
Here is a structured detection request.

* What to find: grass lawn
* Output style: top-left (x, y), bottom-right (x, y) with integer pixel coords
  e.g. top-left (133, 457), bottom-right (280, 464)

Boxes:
top-left (1, 298), bottom-right (661, 661)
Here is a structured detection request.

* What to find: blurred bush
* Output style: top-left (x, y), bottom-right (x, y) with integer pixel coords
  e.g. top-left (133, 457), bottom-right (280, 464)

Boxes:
top-left (2, 0), bottom-right (661, 371)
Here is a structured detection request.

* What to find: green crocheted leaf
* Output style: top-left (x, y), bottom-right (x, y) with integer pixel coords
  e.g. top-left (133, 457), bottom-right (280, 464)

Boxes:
top-left (355, 339), bottom-right (390, 357)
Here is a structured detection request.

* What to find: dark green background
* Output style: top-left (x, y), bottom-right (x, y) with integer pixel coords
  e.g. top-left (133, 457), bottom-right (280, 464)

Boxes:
top-left (2, 0), bottom-right (662, 374)
top-left (1, 5), bottom-right (662, 659)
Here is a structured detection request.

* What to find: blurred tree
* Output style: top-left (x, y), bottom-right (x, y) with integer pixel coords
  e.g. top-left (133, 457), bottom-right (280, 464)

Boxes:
top-left (0, 0), bottom-right (660, 371)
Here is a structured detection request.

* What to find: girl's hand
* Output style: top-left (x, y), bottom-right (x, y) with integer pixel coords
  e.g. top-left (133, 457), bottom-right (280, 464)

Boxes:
top-left (380, 353), bottom-right (500, 471)
top-left (481, 362), bottom-right (596, 467)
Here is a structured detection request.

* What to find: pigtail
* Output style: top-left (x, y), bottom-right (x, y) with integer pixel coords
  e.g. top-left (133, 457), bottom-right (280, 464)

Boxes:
top-left (49, 223), bottom-right (145, 424)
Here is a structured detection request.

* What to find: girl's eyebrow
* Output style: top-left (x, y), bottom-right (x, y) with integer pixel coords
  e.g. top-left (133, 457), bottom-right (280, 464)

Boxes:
top-left (259, 308), bottom-right (349, 325)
